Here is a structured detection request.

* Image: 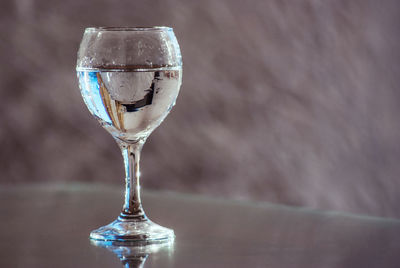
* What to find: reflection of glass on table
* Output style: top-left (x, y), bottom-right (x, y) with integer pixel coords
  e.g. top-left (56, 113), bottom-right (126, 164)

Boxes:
top-left (91, 240), bottom-right (174, 268)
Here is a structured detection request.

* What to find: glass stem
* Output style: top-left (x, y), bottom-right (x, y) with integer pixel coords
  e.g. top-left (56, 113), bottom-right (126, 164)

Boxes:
top-left (117, 139), bottom-right (146, 221)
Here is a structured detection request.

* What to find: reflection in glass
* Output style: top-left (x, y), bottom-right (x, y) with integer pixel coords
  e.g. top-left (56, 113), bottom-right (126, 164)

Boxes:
top-left (76, 27), bottom-right (182, 243)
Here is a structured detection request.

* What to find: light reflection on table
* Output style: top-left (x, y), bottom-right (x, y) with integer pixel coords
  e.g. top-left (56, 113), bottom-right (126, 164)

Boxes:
top-left (0, 183), bottom-right (400, 268)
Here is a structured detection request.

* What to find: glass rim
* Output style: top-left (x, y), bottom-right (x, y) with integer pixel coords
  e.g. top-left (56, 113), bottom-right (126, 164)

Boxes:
top-left (84, 26), bottom-right (173, 32)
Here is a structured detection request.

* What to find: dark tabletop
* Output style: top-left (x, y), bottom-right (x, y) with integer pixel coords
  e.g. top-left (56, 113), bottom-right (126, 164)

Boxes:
top-left (0, 184), bottom-right (400, 268)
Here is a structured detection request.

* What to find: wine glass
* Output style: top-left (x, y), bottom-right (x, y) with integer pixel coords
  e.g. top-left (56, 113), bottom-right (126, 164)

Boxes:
top-left (76, 27), bottom-right (182, 243)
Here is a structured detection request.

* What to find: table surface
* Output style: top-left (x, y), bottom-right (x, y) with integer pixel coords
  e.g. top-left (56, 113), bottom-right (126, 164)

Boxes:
top-left (0, 183), bottom-right (400, 268)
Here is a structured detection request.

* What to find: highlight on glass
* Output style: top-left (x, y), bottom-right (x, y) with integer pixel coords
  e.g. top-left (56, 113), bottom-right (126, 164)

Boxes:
top-left (76, 26), bottom-right (182, 243)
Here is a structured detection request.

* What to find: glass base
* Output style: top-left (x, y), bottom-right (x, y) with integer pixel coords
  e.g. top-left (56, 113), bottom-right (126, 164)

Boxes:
top-left (90, 217), bottom-right (175, 244)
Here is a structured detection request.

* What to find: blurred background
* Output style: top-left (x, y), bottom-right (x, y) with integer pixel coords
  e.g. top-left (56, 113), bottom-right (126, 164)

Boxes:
top-left (1, 0), bottom-right (400, 218)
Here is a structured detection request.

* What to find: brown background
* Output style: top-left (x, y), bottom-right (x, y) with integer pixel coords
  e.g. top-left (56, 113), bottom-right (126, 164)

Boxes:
top-left (1, 0), bottom-right (400, 218)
